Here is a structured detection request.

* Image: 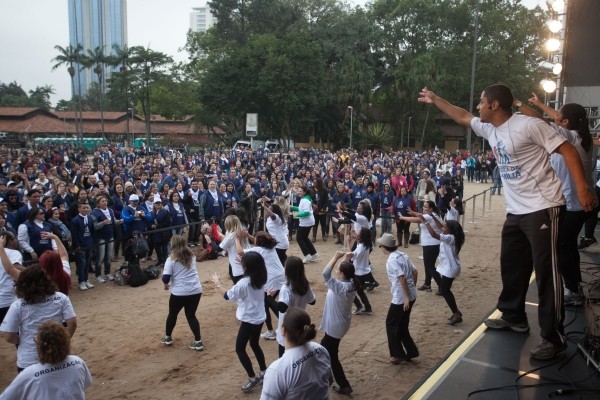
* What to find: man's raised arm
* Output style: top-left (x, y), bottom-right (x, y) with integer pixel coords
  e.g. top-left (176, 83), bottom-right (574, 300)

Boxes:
top-left (418, 87), bottom-right (475, 127)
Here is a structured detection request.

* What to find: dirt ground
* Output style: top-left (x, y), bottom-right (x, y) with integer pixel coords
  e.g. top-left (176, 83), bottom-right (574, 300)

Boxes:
top-left (0, 182), bottom-right (507, 399)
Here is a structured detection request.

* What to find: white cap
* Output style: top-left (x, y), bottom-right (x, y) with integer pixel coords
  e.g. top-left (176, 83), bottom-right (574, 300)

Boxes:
top-left (129, 194), bottom-right (139, 202)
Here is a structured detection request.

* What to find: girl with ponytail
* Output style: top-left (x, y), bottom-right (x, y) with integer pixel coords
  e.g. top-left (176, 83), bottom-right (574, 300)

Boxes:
top-left (318, 251), bottom-right (358, 396)
top-left (260, 308), bottom-right (331, 399)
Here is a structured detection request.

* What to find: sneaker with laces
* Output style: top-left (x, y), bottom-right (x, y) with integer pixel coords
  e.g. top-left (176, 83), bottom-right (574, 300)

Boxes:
top-left (161, 335), bottom-right (173, 345)
top-left (79, 282), bottom-right (88, 291)
top-left (310, 253), bottom-right (320, 262)
top-left (96, 275), bottom-right (106, 283)
top-left (105, 274), bottom-right (114, 281)
top-left (448, 312), bottom-right (463, 325)
top-left (261, 331), bottom-right (276, 340)
top-left (356, 308), bottom-right (372, 315)
top-left (564, 289), bottom-right (583, 306)
top-left (189, 340), bottom-right (204, 351)
top-left (241, 376), bottom-right (261, 392)
top-left (484, 317), bottom-right (530, 333)
top-left (578, 237), bottom-right (597, 249)
top-left (530, 339), bottom-right (567, 360)
top-left (302, 255), bottom-right (312, 264)
top-left (84, 281), bottom-right (95, 289)
top-left (352, 306), bottom-right (364, 315)
top-left (417, 284), bottom-right (432, 292)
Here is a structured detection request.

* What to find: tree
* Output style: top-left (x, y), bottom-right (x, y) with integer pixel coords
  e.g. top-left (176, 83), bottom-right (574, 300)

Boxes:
top-left (127, 46), bottom-right (173, 145)
top-left (28, 86), bottom-right (55, 110)
top-left (52, 44), bottom-right (85, 139)
top-left (81, 46), bottom-right (109, 139)
top-left (0, 81), bottom-right (29, 107)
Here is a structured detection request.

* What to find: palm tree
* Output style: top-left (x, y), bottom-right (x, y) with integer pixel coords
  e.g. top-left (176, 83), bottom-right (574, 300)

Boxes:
top-left (107, 44), bottom-right (133, 144)
top-left (52, 44), bottom-right (84, 143)
top-left (81, 46), bottom-right (108, 139)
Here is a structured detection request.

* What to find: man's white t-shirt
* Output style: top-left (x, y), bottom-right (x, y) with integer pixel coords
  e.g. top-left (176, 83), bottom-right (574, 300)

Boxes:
top-left (260, 342), bottom-right (330, 400)
top-left (163, 257), bottom-right (202, 296)
top-left (471, 115), bottom-right (566, 214)
top-left (226, 276), bottom-right (266, 325)
top-left (0, 249), bottom-right (23, 308)
top-left (0, 355), bottom-right (92, 400)
top-left (319, 271), bottom-right (355, 340)
top-left (0, 293), bottom-right (76, 368)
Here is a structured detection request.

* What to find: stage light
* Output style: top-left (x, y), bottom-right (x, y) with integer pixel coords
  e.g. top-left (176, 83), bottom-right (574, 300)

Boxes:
top-left (547, 19), bottom-right (563, 33)
top-left (551, 0), bottom-right (565, 13)
top-left (539, 61), bottom-right (562, 75)
top-left (541, 79), bottom-right (557, 93)
top-left (545, 38), bottom-right (561, 52)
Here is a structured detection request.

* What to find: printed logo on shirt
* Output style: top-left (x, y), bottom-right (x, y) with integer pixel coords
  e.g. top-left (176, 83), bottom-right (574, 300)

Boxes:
top-left (494, 140), bottom-right (521, 180)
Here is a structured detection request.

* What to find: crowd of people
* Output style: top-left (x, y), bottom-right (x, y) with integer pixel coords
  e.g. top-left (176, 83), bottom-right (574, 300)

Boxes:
top-left (0, 82), bottom-right (596, 397)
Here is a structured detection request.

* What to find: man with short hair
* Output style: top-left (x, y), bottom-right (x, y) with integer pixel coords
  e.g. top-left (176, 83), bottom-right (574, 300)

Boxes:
top-left (71, 202), bottom-right (95, 291)
top-left (419, 84), bottom-right (596, 360)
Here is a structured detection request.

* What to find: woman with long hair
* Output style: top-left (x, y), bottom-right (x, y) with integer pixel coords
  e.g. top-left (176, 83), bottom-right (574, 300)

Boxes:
top-left (212, 252), bottom-right (268, 393)
top-left (394, 187), bottom-right (416, 247)
top-left (0, 266), bottom-right (77, 372)
top-left (238, 231), bottom-right (285, 342)
top-left (111, 182), bottom-right (127, 260)
top-left (149, 198), bottom-right (172, 268)
top-left (260, 308), bottom-right (330, 399)
top-left (398, 200), bottom-right (442, 293)
top-left (0, 321), bottom-right (92, 399)
top-left (291, 185), bottom-right (318, 263)
top-left (0, 232), bottom-right (24, 325)
top-left (160, 235), bottom-right (204, 351)
top-left (319, 251), bottom-right (360, 395)
top-left (523, 94), bottom-right (594, 306)
top-left (267, 256), bottom-right (316, 357)
top-left (221, 214), bottom-right (249, 283)
top-left (262, 197), bottom-right (289, 265)
top-left (350, 227), bottom-right (377, 315)
top-left (18, 206), bottom-right (55, 261)
top-left (166, 191), bottom-right (187, 236)
top-left (311, 178), bottom-right (329, 243)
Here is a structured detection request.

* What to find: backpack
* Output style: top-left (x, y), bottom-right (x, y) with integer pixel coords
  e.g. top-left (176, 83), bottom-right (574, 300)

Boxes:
top-left (128, 262), bottom-right (149, 287)
top-left (144, 265), bottom-right (160, 280)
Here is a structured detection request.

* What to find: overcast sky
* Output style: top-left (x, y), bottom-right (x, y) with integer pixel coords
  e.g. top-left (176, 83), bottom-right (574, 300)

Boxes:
top-left (0, 0), bottom-right (543, 107)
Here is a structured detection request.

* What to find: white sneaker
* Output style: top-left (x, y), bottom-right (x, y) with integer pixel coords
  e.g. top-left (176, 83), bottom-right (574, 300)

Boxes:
top-left (84, 281), bottom-right (95, 289)
top-left (96, 276), bottom-right (106, 283)
top-left (261, 331), bottom-right (276, 340)
top-left (310, 253), bottom-right (320, 262)
top-left (302, 255), bottom-right (312, 264)
top-left (79, 282), bottom-right (88, 291)
top-left (105, 274), bottom-right (114, 281)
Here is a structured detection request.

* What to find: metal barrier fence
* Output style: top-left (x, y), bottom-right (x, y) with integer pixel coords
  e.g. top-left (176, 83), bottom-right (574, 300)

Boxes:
top-left (461, 186), bottom-right (498, 228)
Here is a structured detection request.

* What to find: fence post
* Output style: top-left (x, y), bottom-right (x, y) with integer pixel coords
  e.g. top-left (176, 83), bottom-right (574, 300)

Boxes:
top-left (481, 191), bottom-right (487, 217)
top-left (469, 194), bottom-right (478, 225)
top-left (488, 188), bottom-right (493, 211)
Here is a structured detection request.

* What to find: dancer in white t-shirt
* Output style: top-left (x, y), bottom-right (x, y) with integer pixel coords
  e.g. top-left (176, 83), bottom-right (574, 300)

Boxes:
top-left (319, 251), bottom-right (359, 396)
top-left (377, 233), bottom-right (419, 365)
top-left (0, 320), bottom-right (91, 400)
top-left (212, 251), bottom-right (268, 393)
top-left (266, 256), bottom-right (316, 357)
top-left (160, 235), bottom-right (204, 351)
top-left (260, 307), bottom-right (330, 400)
top-left (0, 266), bottom-right (77, 372)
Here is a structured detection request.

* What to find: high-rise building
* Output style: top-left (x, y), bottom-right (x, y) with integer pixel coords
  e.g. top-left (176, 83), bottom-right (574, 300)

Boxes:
top-left (190, 5), bottom-right (216, 34)
top-left (68, 0), bottom-right (128, 97)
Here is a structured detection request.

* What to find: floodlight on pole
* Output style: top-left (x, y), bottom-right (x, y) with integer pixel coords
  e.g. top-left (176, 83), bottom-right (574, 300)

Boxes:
top-left (541, 79), bottom-right (557, 93)
top-left (348, 106), bottom-right (353, 149)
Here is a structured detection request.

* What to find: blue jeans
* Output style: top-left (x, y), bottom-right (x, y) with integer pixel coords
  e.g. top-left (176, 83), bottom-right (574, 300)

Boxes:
top-left (75, 247), bottom-right (92, 283)
top-left (95, 238), bottom-right (114, 277)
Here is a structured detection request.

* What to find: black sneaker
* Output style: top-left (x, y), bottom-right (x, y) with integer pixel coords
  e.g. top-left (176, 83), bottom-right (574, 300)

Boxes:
top-left (578, 237), bottom-right (597, 249)
top-left (417, 284), bottom-right (432, 292)
top-left (484, 317), bottom-right (530, 333)
top-left (241, 376), bottom-right (261, 392)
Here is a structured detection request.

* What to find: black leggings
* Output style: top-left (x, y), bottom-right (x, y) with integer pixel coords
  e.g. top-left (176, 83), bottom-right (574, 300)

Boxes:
top-left (432, 272), bottom-right (459, 314)
top-left (422, 245), bottom-right (440, 287)
top-left (353, 274), bottom-right (373, 310)
top-left (275, 248), bottom-right (287, 266)
top-left (264, 291), bottom-right (280, 331)
top-left (165, 293), bottom-right (202, 341)
top-left (321, 334), bottom-right (350, 389)
top-left (236, 321), bottom-right (267, 378)
top-left (296, 225), bottom-right (316, 256)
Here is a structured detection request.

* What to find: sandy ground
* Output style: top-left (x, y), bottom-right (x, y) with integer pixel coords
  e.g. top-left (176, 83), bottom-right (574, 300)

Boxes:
top-left (0, 181), bottom-right (507, 399)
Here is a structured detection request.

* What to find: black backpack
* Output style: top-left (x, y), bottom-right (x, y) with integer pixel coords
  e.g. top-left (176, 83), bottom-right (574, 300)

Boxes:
top-left (128, 263), bottom-right (149, 287)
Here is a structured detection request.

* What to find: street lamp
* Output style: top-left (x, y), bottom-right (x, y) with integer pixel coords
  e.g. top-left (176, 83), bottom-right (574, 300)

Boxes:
top-left (407, 116), bottom-right (412, 148)
top-left (348, 106), bottom-right (353, 149)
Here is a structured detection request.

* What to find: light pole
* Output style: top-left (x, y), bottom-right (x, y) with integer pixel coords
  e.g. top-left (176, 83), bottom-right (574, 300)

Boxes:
top-left (407, 116), bottom-right (412, 148)
top-left (128, 107), bottom-right (134, 147)
top-left (348, 106), bottom-right (353, 149)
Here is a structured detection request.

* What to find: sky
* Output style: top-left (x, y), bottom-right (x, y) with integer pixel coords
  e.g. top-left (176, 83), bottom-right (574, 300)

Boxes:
top-left (0, 0), bottom-right (543, 107)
